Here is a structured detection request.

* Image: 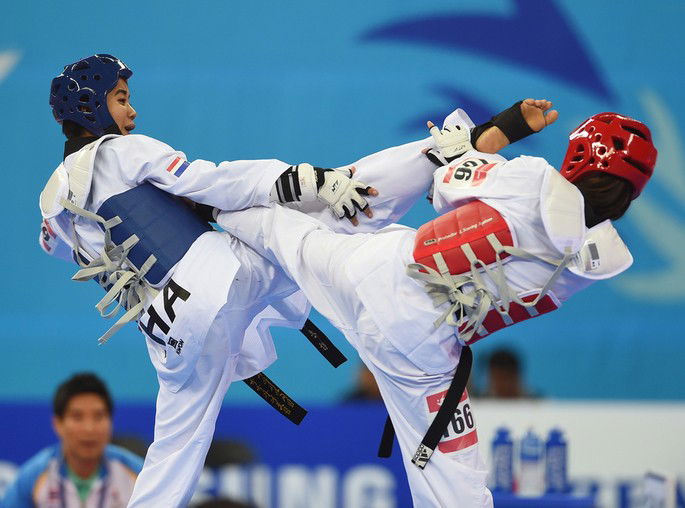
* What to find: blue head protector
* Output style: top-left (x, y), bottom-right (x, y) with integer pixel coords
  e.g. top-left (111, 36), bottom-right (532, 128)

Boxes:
top-left (49, 54), bottom-right (133, 136)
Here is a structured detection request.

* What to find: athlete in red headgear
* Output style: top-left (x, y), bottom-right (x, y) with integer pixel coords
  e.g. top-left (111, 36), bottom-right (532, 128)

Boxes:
top-left (217, 108), bottom-right (657, 507)
top-left (562, 113), bottom-right (657, 198)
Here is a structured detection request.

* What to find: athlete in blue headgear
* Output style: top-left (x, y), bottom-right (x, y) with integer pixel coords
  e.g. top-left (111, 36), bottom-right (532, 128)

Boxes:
top-left (40, 53), bottom-right (551, 506)
top-left (50, 54), bottom-right (135, 137)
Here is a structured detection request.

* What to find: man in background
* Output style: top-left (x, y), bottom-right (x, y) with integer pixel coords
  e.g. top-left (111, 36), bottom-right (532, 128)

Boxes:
top-left (483, 348), bottom-right (538, 399)
top-left (342, 365), bottom-right (383, 402)
top-left (1, 373), bottom-right (143, 507)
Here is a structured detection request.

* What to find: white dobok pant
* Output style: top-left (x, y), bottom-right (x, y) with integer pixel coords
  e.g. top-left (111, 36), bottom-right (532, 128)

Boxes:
top-left (128, 236), bottom-right (294, 507)
top-left (218, 205), bottom-right (494, 508)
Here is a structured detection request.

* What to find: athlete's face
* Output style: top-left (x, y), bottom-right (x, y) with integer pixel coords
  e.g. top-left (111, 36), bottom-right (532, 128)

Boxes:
top-left (53, 393), bottom-right (112, 466)
top-left (106, 78), bottom-right (136, 135)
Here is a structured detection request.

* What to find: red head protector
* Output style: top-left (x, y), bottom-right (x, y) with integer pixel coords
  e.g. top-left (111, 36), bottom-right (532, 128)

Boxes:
top-left (560, 113), bottom-right (657, 199)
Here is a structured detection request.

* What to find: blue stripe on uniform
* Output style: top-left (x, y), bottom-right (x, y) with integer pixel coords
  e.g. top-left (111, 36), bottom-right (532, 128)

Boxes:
top-left (175, 161), bottom-right (190, 177)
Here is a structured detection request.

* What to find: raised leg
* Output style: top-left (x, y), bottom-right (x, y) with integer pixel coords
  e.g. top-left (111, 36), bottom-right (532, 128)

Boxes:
top-left (218, 206), bottom-right (493, 506)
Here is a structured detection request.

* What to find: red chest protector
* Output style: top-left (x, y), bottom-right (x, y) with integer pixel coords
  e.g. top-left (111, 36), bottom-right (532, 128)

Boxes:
top-left (413, 200), bottom-right (559, 345)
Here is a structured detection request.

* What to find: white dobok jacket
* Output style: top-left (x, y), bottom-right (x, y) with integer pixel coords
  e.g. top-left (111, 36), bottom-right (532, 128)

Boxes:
top-left (342, 149), bottom-right (634, 375)
top-left (39, 134), bottom-right (308, 392)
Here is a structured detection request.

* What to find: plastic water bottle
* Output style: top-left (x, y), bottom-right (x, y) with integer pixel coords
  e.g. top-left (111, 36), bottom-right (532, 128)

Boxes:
top-left (518, 429), bottom-right (544, 497)
top-left (490, 427), bottom-right (514, 493)
top-left (545, 428), bottom-right (569, 494)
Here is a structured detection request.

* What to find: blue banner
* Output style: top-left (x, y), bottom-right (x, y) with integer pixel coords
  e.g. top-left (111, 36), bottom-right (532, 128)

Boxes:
top-left (3, 403), bottom-right (683, 507)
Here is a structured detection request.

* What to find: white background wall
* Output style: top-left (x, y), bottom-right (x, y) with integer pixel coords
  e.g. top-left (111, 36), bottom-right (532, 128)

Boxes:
top-left (475, 400), bottom-right (685, 506)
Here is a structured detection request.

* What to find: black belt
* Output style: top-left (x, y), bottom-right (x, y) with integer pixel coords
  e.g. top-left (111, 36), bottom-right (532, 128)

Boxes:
top-left (300, 319), bottom-right (347, 367)
top-left (242, 319), bottom-right (347, 424)
top-left (243, 372), bottom-right (308, 425)
top-left (378, 346), bottom-right (473, 469)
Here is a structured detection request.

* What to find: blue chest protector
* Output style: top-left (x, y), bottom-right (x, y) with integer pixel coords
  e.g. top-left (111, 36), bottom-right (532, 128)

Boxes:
top-left (97, 183), bottom-right (213, 285)
top-left (91, 183), bottom-right (347, 427)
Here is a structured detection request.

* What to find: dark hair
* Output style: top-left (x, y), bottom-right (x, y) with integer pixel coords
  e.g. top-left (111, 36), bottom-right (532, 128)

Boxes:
top-left (62, 119), bottom-right (89, 139)
top-left (574, 173), bottom-right (634, 226)
top-left (488, 349), bottom-right (521, 373)
top-left (53, 372), bottom-right (113, 418)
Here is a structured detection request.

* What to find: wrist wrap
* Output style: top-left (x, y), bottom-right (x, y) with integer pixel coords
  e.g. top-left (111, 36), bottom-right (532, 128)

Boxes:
top-left (490, 100), bottom-right (536, 143)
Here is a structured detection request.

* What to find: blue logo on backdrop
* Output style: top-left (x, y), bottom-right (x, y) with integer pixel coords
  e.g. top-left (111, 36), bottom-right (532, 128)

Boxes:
top-left (361, 0), bottom-right (611, 100)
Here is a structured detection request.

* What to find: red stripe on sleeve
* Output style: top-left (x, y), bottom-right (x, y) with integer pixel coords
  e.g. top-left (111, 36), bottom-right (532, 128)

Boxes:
top-left (166, 157), bottom-right (181, 172)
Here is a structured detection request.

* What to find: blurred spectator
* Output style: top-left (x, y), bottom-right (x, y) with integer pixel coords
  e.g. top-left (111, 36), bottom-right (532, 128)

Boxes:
top-left (205, 439), bottom-right (256, 468)
top-left (188, 439), bottom-right (257, 506)
top-left (343, 363), bottom-right (383, 402)
top-left (483, 348), bottom-right (538, 399)
top-left (1, 373), bottom-right (143, 507)
top-left (342, 364), bottom-right (383, 402)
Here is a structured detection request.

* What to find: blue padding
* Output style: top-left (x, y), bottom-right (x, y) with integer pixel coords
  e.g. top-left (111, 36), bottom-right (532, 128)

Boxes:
top-left (98, 183), bottom-right (213, 285)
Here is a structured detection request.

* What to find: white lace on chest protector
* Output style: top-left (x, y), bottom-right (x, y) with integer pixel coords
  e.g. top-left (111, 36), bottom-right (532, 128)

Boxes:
top-left (40, 137), bottom-right (158, 345)
top-left (407, 167), bottom-right (632, 344)
top-left (407, 230), bottom-right (574, 346)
